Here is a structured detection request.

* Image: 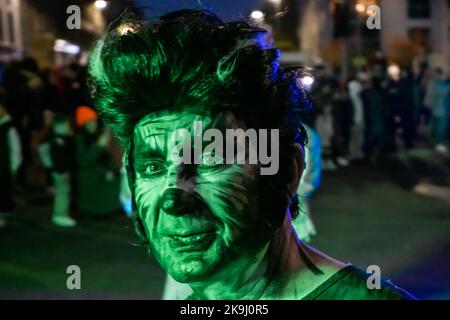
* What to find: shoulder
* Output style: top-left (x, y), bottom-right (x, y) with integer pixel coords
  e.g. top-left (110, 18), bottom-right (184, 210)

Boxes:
top-left (298, 244), bottom-right (415, 300)
top-left (305, 265), bottom-right (416, 300)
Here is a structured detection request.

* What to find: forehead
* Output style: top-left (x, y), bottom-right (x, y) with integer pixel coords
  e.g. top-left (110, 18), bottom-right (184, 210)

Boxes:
top-left (133, 109), bottom-right (245, 141)
top-left (134, 110), bottom-right (209, 139)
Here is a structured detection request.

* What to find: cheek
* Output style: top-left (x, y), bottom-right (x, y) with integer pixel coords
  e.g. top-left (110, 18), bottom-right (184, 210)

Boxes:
top-left (134, 177), bottom-right (166, 237)
top-left (196, 165), bottom-right (260, 245)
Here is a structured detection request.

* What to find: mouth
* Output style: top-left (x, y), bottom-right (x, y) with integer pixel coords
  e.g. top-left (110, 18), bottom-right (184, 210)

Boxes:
top-left (166, 230), bottom-right (216, 252)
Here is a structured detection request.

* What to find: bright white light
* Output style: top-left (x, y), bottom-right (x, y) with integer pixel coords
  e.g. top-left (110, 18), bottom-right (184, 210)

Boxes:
top-left (94, 0), bottom-right (108, 10)
top-left (355, 3), bottom-right (365, 13)
top-left (54, 39), bottom-right (80, 55)
top-left (301, 75), bottom-right (315, 87)
top-left (268, 0), bottom-right (282, 5)
top-left (117, 24), bottom-right (135, 35)
top-left (250, 10), bottom-right (265, 20)
top-left (387, 65), bottom-right (401, 80)
top-left (55, 39), bottom-right (67, 47)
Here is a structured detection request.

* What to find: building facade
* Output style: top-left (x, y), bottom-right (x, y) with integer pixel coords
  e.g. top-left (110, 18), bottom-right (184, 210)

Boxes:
top-left (380, 0), bottom-right (449, 55)
top-left (380, 0), bottom-right (450, 70)
top-left (0, 0), bottom-right (23, 62)
top-left (295, 0), bottom-right (449, 70)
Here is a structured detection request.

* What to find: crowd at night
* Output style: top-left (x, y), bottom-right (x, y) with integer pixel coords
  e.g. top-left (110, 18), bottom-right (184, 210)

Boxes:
top-left (1, 59), bottom-right (124, 228)
top-left (304, 53), bottom-right (449, 170)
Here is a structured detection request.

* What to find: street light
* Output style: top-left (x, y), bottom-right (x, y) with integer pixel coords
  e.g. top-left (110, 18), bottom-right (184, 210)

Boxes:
top-left (94, 0), bottom-right (108, 10)
top-left (355, 3), bottom-right (366, 14)
top-left (250, 10), bottom-right (265, 21)
top-left (300, 75), bottom-right (315, 87)
top-left (54, 39), bottom-right (80, 55)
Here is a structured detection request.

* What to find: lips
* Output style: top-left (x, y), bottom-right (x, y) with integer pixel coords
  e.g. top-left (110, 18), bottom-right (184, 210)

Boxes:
top-left (167, 230), bottom-right (216, 252)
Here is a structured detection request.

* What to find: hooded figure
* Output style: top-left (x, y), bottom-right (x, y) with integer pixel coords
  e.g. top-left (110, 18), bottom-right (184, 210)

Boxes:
top-left (75, 106), bottom-right (122, 216)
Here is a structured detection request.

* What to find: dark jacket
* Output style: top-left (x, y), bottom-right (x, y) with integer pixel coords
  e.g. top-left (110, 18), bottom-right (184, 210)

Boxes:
top-left (49, 134), bottom-right (76, 173)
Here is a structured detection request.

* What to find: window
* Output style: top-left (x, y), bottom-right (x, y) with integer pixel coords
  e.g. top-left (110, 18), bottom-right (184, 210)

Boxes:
top-left (408, 0), bottom-right (431, 19)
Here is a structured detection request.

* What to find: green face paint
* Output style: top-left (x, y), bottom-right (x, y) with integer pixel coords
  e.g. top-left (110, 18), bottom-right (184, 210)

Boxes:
top-left (132, 108), bottom-right (269, 284)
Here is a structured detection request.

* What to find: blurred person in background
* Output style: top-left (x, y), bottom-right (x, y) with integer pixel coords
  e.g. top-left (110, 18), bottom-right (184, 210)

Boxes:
top-left (34, 69), bottom-right (66, 169)
top-left (370, 51), bottom-right (388, 81)
top-left (331, 81), bottom-right (352, 166)
top-left (75, 106), bottom-right (121, 217)
top-left (399, 71), bottom-right (419, 149)
top-left (40, 68), bottom-right (65, 115)
top-left (314, 75), bottom-right (336, 170)
top-left (383, 64), bottom-right (417, 151)
top-left (43, 113), bottom-right (77, 227)
top-left (2, 59), bottom-right (42, 190)
top-left (0, 92), bottom-right (22, 228)
top-left (60, 63), bottom-right (86, 116)
top-left (316, 104), bottom-right (335, 171)
top-left (21, 58), bottom-right (44, 133)
top-left (383, 65), bottom-right (403, 153)
top-left (424, 68), bottom-right (450, 154)
top-left (361, 76), bottom-right (388, 162)
top-left (348, 75), bottom-right (365, 161)
top-left (410, 65), bottom-right (426, 139)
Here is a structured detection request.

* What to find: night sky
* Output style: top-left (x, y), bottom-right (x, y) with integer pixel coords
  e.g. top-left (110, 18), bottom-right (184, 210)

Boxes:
top-left (133, 0), bottom-right (265, 21)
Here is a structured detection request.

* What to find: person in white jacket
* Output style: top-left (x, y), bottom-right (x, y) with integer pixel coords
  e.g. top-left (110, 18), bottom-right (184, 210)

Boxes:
top-left (348, 77), bottom-right (365, 160)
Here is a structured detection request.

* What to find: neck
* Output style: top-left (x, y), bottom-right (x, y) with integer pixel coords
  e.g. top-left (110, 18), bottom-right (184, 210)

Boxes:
top-left (189, 212), bottom-right (321, 300)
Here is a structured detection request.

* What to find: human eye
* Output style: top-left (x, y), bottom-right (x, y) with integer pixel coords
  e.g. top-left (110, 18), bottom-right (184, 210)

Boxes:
top-left (139, 159), bottom-right (167, 178)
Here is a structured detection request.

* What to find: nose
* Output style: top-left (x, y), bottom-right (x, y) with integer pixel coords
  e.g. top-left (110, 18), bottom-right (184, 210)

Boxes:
top-left (160, 188), bottom-right (196, 216)
top-left (166, 161), bottom-right (196, 189)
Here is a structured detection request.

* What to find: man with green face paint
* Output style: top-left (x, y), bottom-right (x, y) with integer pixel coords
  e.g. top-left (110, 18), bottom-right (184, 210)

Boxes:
top-left (87, 10), bottom-right (415, 300)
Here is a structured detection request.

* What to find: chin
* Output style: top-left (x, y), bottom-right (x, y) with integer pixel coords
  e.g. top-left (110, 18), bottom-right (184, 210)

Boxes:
top-left (163, 243), bottom-right (225, 284)
top-left (167, 257), bottom-right (218, 283)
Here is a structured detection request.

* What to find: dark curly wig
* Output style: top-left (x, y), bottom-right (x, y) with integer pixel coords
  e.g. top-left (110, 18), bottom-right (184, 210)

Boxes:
top-left (88, 9), bottom-right (312, 229)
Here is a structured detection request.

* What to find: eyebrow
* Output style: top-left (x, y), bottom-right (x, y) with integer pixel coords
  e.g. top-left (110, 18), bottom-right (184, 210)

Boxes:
top-left (142, 131), bottom-right (167, 140)
top-left (137, 124), bottom-right (169, 139)
top-left (134, 132), bottom-right (167, 151)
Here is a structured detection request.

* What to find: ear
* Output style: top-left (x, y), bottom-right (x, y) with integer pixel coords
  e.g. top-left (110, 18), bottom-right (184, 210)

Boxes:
top-left (287, 143), bottom-right (305, 197)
